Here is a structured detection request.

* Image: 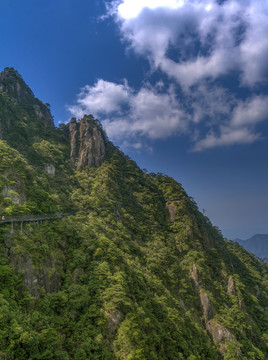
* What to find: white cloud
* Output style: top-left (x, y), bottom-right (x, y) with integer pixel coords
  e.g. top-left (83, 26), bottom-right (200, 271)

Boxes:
top-left (160, 49), bottom-right (236, 88)
top-left (193, 127), bottom-right (260, 151)
top-left (232, 96), bottom-right (268, 127)
top-left (67, 79), bottom-right (131, 119)
top-left (68, 81), bottom-right (187, 147)
top-left (193, 95), bottom-right (268, 151)
top-left (68, 79), bottom-right (267, 151)
top-left (111, 0), bottom-right (268, 87)
top-left (239, 5), bottom-right (268, 86)
top-left (127, 86), bottom-right (187, 138)
top-left (118, 0), bottom-right (184, 20)
top-left (68, 0), bottom-right (268, 151)
top-left (189, 84), bottom-right (235, 124)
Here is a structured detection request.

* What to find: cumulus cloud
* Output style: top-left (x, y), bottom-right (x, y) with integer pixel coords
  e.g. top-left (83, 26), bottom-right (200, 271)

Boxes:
top-left (68, 78), bottom-right (268, 151)
top-left (193, 95), bottom-right (268, 151)
top-left (117, 0), bottom-right (184, 20)
top-left (68, 0), bottom-right (268, 151)
top-left (188, 84), bottom-right (235, 124)
top-left (232, 96), bottom-right (268, 127)
top-left (68, 81), bottom-right (187, 147)
top-left (68, 79), bottom-right (131, 118)
top-left (239, 4), bottom-right (268, 86)
top-left (193, 127), bottom-right (260, 151)
top-left (111, 0), bottom-right (268, 87)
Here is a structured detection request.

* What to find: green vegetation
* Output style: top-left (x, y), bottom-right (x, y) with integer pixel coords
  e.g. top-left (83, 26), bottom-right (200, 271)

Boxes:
top-left (0, 69), bottom-right (267, 359)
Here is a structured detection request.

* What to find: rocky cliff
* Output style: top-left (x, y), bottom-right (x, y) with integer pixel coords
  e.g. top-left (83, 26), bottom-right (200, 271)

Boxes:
top-left (68, 115), bottom-right (106, 170)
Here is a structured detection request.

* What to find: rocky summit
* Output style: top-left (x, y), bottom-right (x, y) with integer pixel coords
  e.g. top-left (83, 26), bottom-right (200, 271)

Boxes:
top-left (0, 68), bottom-right (267, 360)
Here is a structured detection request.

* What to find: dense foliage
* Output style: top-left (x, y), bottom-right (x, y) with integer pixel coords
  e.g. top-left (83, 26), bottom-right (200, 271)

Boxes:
top-left (0, 69), bottom-right (267, 359)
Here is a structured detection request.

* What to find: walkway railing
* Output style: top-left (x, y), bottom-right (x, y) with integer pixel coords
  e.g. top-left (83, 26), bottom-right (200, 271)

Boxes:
top-left (0, 197), bottom-right (182, 228)
top-left (0, 212), bottom-right (76, 225)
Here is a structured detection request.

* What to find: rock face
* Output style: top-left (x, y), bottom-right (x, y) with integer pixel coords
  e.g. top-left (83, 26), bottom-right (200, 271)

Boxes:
top-left (3, 234), bottom-right (63, 297)
top-left (32, 103), bottom-right (54, 127)
top-left (68, 115), bottom-right (106, 171)
top-left (69, 117), bottom-right (78, 167)
top-left (10, 252), bottom-right (62, 297)
top-left (187, 264), bottom-right (235, 353)
top-left (206, 319), bottom-right (233, 344)
top-left (200, 292), bottom-right (215, 322)
top-left (190, 263), bottom-right (199, 287)
top-left (167, 203), bottom-right (177, 222)
top-left (106, 310), bottom-right (124, 342)
top-left (45, 164), bottom-right (56, 176)
top-left (2, 184), bottom-right (26, 205)
top-left (199, 290), bottom-right (235, 354)
top-left (227, 276), bottom-right (236, 295)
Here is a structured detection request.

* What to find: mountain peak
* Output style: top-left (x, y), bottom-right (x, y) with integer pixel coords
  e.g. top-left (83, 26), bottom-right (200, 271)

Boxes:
top-left (0, 68), bottom-right (54, 147)
top-left (0, 67), bottom-right (35, 104)
top-left (234, 234), bottom-right (268, 259)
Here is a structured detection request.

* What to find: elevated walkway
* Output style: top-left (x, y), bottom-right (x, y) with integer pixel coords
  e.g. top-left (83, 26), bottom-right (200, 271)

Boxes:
top-left (0, 212), bottom-right (76, 232)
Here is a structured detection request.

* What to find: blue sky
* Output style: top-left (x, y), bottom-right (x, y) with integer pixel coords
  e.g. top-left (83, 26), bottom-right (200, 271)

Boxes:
top-left (1, 0), bottom-right (268, 239)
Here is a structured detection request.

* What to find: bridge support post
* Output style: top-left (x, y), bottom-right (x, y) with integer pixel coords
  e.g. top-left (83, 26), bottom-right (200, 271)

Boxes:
top-left (11, 222), bottom-right (14, 234)
top-left (21, 222), bottom-right (23, 233)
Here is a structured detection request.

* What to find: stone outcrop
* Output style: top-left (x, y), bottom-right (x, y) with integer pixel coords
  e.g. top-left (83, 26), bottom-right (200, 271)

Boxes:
top-left (69, 117), bottom-right (78, 167)
top-left (45, 164), bottom-right (56, 176)
top-left (227, 276), bottom-right (236, 295)
top-left (188, 266), bottom-right (235, 351)
top-left (200, 292), bottom-right (215, 322)
top-left (189, 263), bottom-right (199, 287)
top-left (32, 103), bottom-right (54, 127)
top-left (167, 203), bottom-right (177, 222)
top-left (106, 310), bottom-right (124, 342)
top-left (206, 319), bottom-right (233, 344)
top-left (199, 290), bottom-right (235, 353)
top-left (3, 234), bottom-right (63, 297)
top-left (68, 115), bottom-right (106, 171)
top-left (255, 285), bottom-right (260, 297)
top-left (10, 252), bottom-right (62, 297)
top-left (2, 184), bottom-right (26, 205)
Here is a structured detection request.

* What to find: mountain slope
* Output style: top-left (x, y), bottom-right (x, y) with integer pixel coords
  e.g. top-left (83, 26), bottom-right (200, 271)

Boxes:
top-left (0, 68), bottom-right (267, 360)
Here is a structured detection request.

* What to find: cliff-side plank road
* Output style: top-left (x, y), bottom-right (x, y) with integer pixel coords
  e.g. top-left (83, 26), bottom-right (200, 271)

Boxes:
top-left (0, 212), bottom-right (76, 229)
top-left (0, 198), bottom-right (180, 226)
top-left (0, 198), bottom-right (181, 227)
top-left (0, 213), bottom-right (77, 223)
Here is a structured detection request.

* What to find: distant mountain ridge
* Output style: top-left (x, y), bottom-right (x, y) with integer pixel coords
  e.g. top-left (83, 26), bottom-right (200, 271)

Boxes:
top-left (234, 234), bottom-right (268, 260)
